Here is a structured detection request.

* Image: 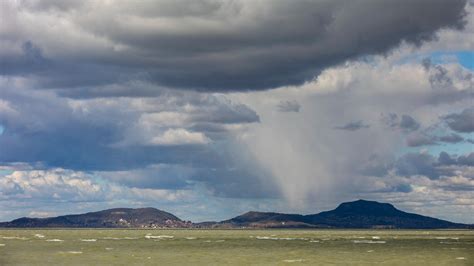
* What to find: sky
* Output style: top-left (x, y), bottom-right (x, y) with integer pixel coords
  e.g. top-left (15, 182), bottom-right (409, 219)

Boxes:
top-left (0, 0), bottom-right (473, 223)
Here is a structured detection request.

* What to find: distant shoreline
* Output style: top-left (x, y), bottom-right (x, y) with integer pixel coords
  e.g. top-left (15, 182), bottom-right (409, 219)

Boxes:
top-left (2, 200), bottom-right (472, 229)
top-left (1, 228), bottom-right (473, 231)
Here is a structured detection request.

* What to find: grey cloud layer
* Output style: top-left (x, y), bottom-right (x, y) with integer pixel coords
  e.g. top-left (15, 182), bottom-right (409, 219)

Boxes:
top-left (405, 132), bottom-right (437, 147)
top-left (382, 114), bottom-right (420, 132)
top-left (334, 120), bottom-right (370, 131)
top-left (443, 108), bottom-right (474, 133)
top-left (406, 132), bottom-right (467, 147)
top-left (0, 83), bottom-right (273, 198)
top-left (423, 59), bottom-right (474, 104)
top-left (439, 133), bottom-right (464, 143)
top-left (1, 0), bottom-right (468, 93)
top-left (395, 152), bottom-right (474, 179)
top-left (276, 100), bottom-right (301, 113)
top-left (357, 151), bottom-right (474, 186)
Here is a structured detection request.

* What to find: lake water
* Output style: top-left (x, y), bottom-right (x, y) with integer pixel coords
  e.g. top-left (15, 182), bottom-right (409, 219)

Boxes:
top-left (0, 229), bottom-right (473, 265)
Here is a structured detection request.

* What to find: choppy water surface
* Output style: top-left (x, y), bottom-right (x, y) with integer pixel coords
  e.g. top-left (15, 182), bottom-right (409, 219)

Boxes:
top-left (0, 229), bottom-right (473, 265)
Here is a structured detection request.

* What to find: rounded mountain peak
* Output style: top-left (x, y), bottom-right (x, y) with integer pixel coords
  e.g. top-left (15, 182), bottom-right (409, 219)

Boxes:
top-left (333, 200), bottom-right (399, 216)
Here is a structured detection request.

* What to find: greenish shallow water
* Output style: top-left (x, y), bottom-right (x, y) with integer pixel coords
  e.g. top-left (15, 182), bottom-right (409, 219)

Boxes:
top-left (0, 229), bottom-right (473, 265)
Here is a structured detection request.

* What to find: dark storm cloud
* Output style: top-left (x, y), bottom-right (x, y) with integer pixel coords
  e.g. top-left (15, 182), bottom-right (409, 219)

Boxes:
top-left (358, 149), bottom-right (474, 180)
top-left (382, 114), bottom-right (421, 132)
top-left (0, 82), bottom-right (277, 198)
top-left (422, 58), bottom-right (453, 89)
top-left (438, 151), bottom-right (457, 165)
top-left (438, 152), bottom-right (474, 167)
top-left (192, 166), bottom-right (280, 199)
top-left (1, 0), bottom-right (467, 93)
top-left (99, 166), bottom-right (193, 190)
top-left (276, 100), bottom-right (301, 113)
top-left (359, 182), bottom-right (413, 193)
top-left (357, 154), bottom-right (394, 177)
top-left (442, 108), bottom-right (474, 133)
top-left (406, 132), bottom-right (465, 147)
top-left (334, 120), bottom-right (370, 131)
top-left (395, 153), bottom-right (439, 178)
top-left (0, 136), bottom-right (214, 171)
top-left (405, 132), bottom-right (437, 147)
top-left (382, 113), bottom-right (400, 128)
top-left (399, 115), bottom-right (421, 132)
top-left (0, 41), bottom-right (50, 76)
top-left (421, 59), bottom-right (474, 104)
top-left (457, 153), bottom-right (474, 166)
top-left (394, 152), bottom-right (474, 179)
top-left (439, 133), bottom-right (464, 143)
top-left (0, 86), bottom-right (257, 171)
top-left (98, 147), bottom-right (281, 199)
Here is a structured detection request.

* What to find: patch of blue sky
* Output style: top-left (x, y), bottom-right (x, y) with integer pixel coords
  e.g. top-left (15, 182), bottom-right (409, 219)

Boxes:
top-left (397, 130), bottom-right (473, 157)
top-left (424, 141), bottom-right (473, 157)
top-left (402, 135), bottom-right (474, 157)
top-left (0, 169), bottom-right (13, 176)
top-left (90, 173), bottom-right (112, 186)
top-left (397, 50), bottom-right (474, 69)
top-left (456, 51), bottom-right (474, 69)
top-left (0, 124), bottom-right (4, 135)
top-left (430, 51), bottom-right (474, 69)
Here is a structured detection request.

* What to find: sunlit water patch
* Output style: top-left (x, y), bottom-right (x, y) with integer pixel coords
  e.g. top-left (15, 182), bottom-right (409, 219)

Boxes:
top-left (2, 236), bottom-right (29, 240)
top-left (59, 251), bottom-right (83, 255)
top-left (80, 239), bottom-right (97, 242)
top-left (353, 240), bottom-right (386, 244)
top-left (145, 234), bottom-right (174, 240)
top-left (283, 259), bottom-right (304, 263)
top-left (255, 236), bottom-right (309, 241)
top-left (102, 237), bottom-right (139, 240)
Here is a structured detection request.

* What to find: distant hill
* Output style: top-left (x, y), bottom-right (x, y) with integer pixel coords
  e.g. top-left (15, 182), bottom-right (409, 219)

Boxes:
top-left (0, 200), bottom-right (471, 229)
top-left (221, 200), bottom-right (471, 229)
top-left (0, 207), bottom-right (191, 228)
top-left (222, 211), bottom-right (312, 228)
